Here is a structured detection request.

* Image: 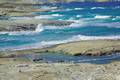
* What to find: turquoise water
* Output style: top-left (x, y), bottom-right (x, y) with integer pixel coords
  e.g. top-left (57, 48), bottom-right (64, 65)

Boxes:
top-left (0, 26), bottom-right (120, 50)
top-left (0, 2), bottom-right (120, 63)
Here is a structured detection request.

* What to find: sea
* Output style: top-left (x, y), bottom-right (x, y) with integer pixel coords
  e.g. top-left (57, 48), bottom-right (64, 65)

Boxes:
top-left (0, 2), bottom-right (120, 63)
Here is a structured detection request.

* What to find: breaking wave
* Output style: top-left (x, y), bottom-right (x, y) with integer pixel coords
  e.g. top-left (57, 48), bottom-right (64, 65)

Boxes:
top-left (89, 22), bottom-right (120, 28)
top-left (35, 24), bottom-right (44, 32)
top-left (91, 7), bottom-right (105, 9)
top-left (0, 21), bottom-right (120, 36)
top-left (51, 14), bottom-right (63, 17)
top-left (1, 35), bottom-right (120, 51)
top-left (34, 15), bottom-right (54, 19)
top-left (94, 15), bottom-right (111, 19)
top-left (0, 24), bottom-right (44, 35)
top-left (74, 8), bottom-right (84, 10)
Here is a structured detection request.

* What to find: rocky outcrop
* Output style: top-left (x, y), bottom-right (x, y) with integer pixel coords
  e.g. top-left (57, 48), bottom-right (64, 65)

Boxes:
top-left (0, 59), bottom-right (120, 80)
top-left (0, 19), bottom-right (73, 31)
top-left (0, 40), bottom-right (119, 58)
top-left (40, 40), bottom-right (120, 56)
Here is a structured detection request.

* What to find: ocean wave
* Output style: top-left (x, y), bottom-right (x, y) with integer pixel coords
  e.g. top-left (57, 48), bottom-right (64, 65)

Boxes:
top-left (89, 22), bottom-right (120, 28)
top-left (34, 14), bottom-right (63, 19)
top-left (1, 35), bottom-right (120, 51)
top-left (0, 31), bottom-right (40, 36)
top-left (41, 35), bottom-right (120, 46)
top-left (76, 15), bottom-right (82, 18)
top-left (50, 7), bottom-right (83, 12)
top-left (66, 8), bottom-right (74, 11)
top-left (69, 22), bottom-right (84, 27)
top-left (116, 16), bottom-right (120, 18)
top-left (0, 21), bottom-right (120, 36)
top-left (74, 8), bottom-right (84, 10)
top-left (67, 17), bottom-right (120, 28)
top-left (112, 16), bottom-right (120, 20)
top-left (71, 35), bottom-right (120, 41)
top-left (35, 24), bottom-right (44, 32)
top-left (94, 15), bottom-right (111, 19)
top-left (51, 14), bottom-right (63, 17)
top-left (34, 15), bottom-right (54, 19)
top-left (40, 6), bottom-right (58, 10)
top-left (0, 24), bottom-right (74, 36)
top-left (0, 24), bottom-right (44, 35)
top-left (91, 7), bottom-right (105, 10)
top-left (64, 7), bottom-right (84, 11)
top-left (40, 35), bottom-right (120, 45)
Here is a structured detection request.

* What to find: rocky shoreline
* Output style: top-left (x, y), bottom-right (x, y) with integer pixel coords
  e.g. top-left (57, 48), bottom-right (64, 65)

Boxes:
top-left (0, 1), bottom-right (120, 80)
top-left (0, 58), bottom-right (120, 80)
top-left (0, 19), bottom-right (73, 31)
top-left (0, 40), bottom-right (120, 59)
top-left (42, 40), bottom-right (120, 56)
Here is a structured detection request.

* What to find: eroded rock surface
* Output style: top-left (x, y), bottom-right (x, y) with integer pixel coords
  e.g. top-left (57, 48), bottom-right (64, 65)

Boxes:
top-left (0, 59), bottom-right (120, 80)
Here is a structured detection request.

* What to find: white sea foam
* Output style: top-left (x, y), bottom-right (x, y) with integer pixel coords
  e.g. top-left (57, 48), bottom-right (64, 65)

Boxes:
top-left (94, 15), bottom-right (110, 19)
top-left (74, 8), bottom-right (84, 10)
top-left (116, 16), bottom-right (120, 18)
top-left (40, 6), bottom-right (57, 10)
top-left (65, 8), bottom-right (84, 11)
top-left (34, 15), bottom-right (54, 19)
top-left (76, 15), bottom-right (82, 18)
top-left (71, 35), bottom-right (120, 41)
top-left (4, 31), bottom-right (39, 36)
top-left (69, 19), bottom-right (87, 27)
top-left (0, 24), bottom-right (44, 35)
top-left (69, 22), bottom-right (83, 27)
top-left (35, 24), bottom-right (44, 32)
top-left (0, 20), bottom-right (119, 36)
top-left (66, 8), bottom-right (74, 11)
top-left (34, 14), bottom-right (63, 19)
top-left (89, 22), bottom-right (120, 28)
top-left (112, 18), bottom-right (116, 20)
top-left (51, 14), bottom-right (63, 17)
top-left (91, 7), bottom-right (105, 10)
top-left (39, 35), bottom-right (120, 45)
top-left (1, 35), bottom-right (120, 51)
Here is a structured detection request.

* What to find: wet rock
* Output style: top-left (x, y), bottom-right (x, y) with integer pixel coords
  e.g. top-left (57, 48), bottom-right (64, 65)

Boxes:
top-left (8, 24), bottom-right (36, 31)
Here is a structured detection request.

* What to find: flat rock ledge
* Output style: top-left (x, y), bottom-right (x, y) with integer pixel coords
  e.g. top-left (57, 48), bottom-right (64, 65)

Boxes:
top-left (38, 40), bottom-right (120, 56)
top-left (0, 59), bottom-right (120, 80)
top-left (0, 40), bottom-right (120, 58)
top-left (0, 19), bottom-right (73, 31)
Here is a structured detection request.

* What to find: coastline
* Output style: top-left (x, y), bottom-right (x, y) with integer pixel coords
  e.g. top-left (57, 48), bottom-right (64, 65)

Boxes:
top-left (0, 39), bottom-right (120, 58)
top-left (0, 19), bottom-right (73, 31)
top-left (0, 58), bottom-right (120, 80)
top-left (0, 1), bottom-right (120, 80)
top-left (43, 39), bottom-right (120, 56)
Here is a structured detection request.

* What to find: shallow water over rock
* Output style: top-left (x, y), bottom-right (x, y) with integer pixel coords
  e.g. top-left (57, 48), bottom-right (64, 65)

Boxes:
top-left (17, 52), bottom-right (120, 64)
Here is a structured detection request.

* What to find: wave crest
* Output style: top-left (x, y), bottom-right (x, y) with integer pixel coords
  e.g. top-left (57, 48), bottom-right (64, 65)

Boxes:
top-left (91, 7), bottom-right (105, 9)
top-left (94, 15), bottom-right (110, 19)
top-left (1, 35), bottom-right (120, 51)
